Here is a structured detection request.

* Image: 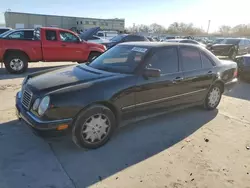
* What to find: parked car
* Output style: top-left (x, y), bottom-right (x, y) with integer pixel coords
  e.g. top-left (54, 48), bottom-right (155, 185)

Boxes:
top-left (16, 42), bottom-right (238, 149)
top-left (147, 36), bottom-right (156, 42)
top-left (0, 29), bottom-right (34, 40)
top-left (79, 27), bottom-right (115, 44)
top-left (235, 54), bottom-right (250, 81)
top-left (166, 39), bottom-right (206, 47)
top-left (0, 27), bottom-right (106, 74)
top-left (208, 38), bottom-right (250, 60)
top-left (96, 30), bottom-right (118, 40)
top-left (0, 27), bottom-right (12, 35)
top-left (102, 34), bottom-right (149, 49)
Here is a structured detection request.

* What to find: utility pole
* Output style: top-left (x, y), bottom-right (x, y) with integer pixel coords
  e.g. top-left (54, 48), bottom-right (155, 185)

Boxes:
top-left (207, 20), bottom-right (211, 34)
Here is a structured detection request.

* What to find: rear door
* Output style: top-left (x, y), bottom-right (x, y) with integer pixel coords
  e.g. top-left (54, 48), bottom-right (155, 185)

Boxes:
top-left (134, 46), bottom-right (185, 116)
top-left (41, 29), bottom-right (64, 61)
top-left (179, 46), bottom-right (215, 104)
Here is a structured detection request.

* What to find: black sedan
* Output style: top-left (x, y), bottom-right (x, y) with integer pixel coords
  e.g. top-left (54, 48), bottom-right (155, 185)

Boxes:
top-left (102, 34), bottom-right (149, 49)
top-left (16, 42), bottom-right (238, 149)
top-left (235, 54), bottom-right (250, 81)
top-left (208, 38), bottom-right (250, 60)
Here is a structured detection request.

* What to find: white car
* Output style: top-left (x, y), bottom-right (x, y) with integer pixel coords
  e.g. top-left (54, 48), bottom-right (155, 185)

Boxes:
top-left (87, 35), bottom-right (110, 44)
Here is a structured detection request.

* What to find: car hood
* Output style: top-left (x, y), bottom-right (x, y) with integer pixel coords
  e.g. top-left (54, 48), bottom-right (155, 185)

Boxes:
top-left (79, 27), bottom-right (101, 40)
top-left (26, 65), bottom-right (115, 93)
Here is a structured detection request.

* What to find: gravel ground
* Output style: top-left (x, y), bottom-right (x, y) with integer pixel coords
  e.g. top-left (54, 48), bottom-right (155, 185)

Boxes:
top-left (0, 62), bottom-right (250, 188)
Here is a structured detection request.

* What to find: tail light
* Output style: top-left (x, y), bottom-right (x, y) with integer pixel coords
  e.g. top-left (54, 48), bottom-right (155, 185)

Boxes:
top-left (233, 68), bottom-right (238, 78)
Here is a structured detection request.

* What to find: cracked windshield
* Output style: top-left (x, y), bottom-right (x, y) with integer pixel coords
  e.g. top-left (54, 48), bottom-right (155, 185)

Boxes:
top-left (0, 0), bottom-right (250, 187)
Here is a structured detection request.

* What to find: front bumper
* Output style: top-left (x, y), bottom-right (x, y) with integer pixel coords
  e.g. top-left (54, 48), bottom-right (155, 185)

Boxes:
top-left (224, 78), bottom-right (238, 93)
top-left (16, 92), bottom-right (73, 131)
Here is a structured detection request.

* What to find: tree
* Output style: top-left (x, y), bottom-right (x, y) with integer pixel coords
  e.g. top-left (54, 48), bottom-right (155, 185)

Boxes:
top-left (167, 22), bottom-right (204, 35)
top-left (219, 25), bottom-right (231, 35)
top-left (149, 23), bottom-right (167, 34)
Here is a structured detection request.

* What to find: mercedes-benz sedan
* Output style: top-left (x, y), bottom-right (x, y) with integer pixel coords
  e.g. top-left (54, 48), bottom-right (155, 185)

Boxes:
top-left (16, 42), bottom-right (238, 149)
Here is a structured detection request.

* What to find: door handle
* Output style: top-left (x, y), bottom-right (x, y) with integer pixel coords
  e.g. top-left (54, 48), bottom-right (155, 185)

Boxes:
top-left (207, 71), bottom-right (213, 75)
top-left (173, 77), bottom-right (183, 83)
top-left (61, 44), bottom-right (66, 47)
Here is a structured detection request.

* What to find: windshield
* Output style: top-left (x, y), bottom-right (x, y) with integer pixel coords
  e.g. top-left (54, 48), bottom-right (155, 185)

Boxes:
top-left (87, 45), bottom-right (149, 73)
top-left (110, 35), bottom-right (125, 42)
top-left (220, 39), bottom-right (240, 45)
top-left (0, 30), bottom-right (13, 38)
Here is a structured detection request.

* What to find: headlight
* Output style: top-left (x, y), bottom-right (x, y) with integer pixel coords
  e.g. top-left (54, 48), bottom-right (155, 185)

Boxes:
top-left (32, 98), bottom-right (40, 111)
top-left (103, 45), bottom-right (107, 51)
top-left (17, 91), bottom-right (22, 99)
top-left (38, 96), bottom-right (50, 116)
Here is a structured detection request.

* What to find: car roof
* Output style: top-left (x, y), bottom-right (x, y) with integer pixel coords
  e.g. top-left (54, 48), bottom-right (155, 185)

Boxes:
top-left (0, 27), bottom-right (11, 29)
top-left (119, 41), bottom-right (203, 48)
top-left (41, 27), bottom-right (74, 32)
top-left (13, 29), bottom-right (34, 31)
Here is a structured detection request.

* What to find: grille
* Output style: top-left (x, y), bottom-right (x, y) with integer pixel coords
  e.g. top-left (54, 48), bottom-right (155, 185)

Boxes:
top-left (21, 90), bottom-right (32, 109)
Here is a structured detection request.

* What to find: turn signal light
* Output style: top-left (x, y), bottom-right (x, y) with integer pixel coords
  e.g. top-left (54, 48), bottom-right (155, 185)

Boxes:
top-left (56, 124), bottom-right (69, 131)
top-left (233, 69), bottom-right (238, 78)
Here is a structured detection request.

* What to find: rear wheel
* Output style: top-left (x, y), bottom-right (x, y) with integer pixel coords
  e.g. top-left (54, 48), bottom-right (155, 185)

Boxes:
top-left (72, 105), bottom-right (116, 149)
top-left (4, 53), bottom-right (28, 74)
top-left (204, 84), bottom-right (222, 110)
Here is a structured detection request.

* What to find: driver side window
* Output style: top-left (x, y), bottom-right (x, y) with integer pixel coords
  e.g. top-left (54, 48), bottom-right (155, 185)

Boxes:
top-left (59, 31), bottom-right (79, 42)
top-left (146, 47), bottom-right (179, 74)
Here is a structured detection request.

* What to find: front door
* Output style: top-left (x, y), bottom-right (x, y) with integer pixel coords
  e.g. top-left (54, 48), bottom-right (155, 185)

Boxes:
top-left (179, 46), bottom-right (215, 104)
top-left (58, 31), bottom-right (87, 61)
top-left (134, 46), bottom-right (185, 117)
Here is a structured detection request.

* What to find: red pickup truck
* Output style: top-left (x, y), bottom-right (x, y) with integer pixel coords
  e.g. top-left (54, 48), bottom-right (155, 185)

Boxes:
top-left (0, 27), bottom-right (106, 74)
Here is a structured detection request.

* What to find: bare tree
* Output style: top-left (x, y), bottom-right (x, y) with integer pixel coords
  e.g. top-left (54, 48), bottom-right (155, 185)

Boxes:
top-left (167, 22), bottom-right (204, 35)
top-left (219, 25), bottom-right (231, 35)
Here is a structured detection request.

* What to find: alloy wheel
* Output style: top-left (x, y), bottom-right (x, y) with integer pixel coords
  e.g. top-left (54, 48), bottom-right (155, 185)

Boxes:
top-left (81, 113), bottom-right (111, 143)
top-left (10, 59), bottom-right (24, 71)
top-left (208, 87), bottom-right (221, 108)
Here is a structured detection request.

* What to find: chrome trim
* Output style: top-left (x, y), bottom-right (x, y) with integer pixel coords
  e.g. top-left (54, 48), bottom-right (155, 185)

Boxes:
top-left (26, 112), bottom-right (72, 124)
top-left (121, 89), bottom-right (207, 110)
top-left (21, 90), bottom-right (33, 109)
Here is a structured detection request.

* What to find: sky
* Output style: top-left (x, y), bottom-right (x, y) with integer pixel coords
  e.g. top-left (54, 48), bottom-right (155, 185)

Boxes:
top-left (1, 0), bottom-right (250, 32)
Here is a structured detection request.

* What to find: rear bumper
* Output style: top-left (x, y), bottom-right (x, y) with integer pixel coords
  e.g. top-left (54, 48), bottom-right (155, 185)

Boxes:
top-left (16, 92), bottom-right (73, 131)
top-left (224, 78), bottom-right (238, 93)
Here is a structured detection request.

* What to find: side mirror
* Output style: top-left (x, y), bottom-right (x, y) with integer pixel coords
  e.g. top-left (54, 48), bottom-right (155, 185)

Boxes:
top-left (143, 68), bottom-right (161, 78)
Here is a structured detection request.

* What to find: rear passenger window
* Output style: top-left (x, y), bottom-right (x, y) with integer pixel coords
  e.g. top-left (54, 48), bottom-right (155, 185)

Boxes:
top-left (147, 47), bottom-right (179, 74)
top-left (24, 31), bottom-right (34, 40)
top-left (180, 47), bottom-right (202, 71)
top-left (201, 53), bottom-right (214, 68)
top-left (46, 30), bottom-right (57, 41)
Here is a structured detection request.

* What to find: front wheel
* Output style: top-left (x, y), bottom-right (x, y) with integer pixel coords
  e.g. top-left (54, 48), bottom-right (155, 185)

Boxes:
top-left (72, 105), bottom-right (116, 149)
top-left (203, 84), bottom-right (222, 110)
top-left (88, 52), bottom-right (102, 62)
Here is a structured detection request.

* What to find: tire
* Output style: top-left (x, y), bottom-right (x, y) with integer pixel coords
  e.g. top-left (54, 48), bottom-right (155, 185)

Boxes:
top-left (72, 105), bottom-right (116, 149)
top-left (87, 52), bottom-right (101, 62)
top-left (4, 53), bottom-right (28, 74)
top-left (203, 84), bottom-right (222, 110)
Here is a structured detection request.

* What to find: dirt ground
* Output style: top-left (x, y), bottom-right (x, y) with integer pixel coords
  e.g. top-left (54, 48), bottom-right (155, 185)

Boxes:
top-left (0, 62), bottom-right (250, 188)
